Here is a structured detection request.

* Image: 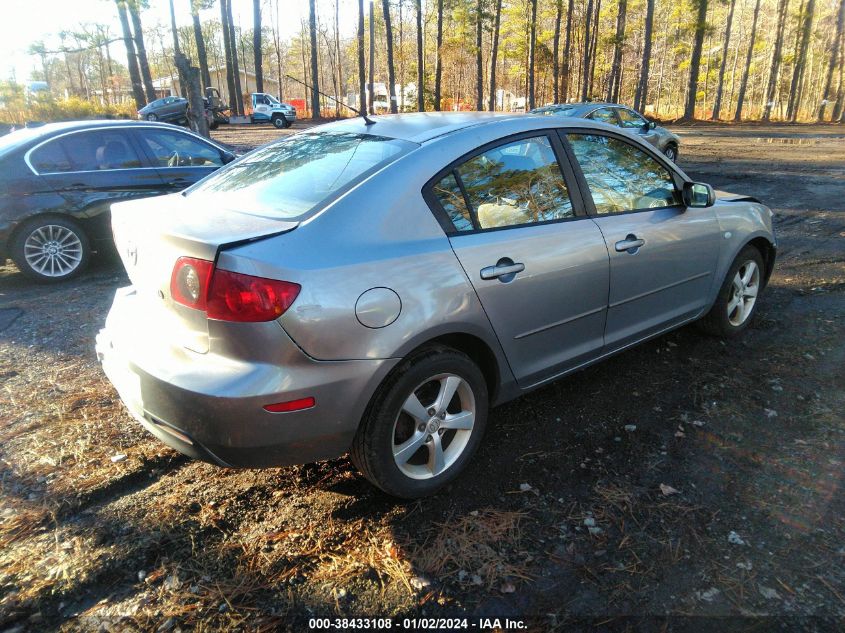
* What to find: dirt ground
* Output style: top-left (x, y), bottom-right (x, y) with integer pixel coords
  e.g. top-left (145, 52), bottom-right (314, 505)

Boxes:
top-left (1, 122), bottom-right (844, 632)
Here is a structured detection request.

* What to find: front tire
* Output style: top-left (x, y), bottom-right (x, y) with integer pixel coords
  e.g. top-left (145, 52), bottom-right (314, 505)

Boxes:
top-left (11, 217), bottom-right (90, 282)
top-left (351, 346), bottom-right (489, 498)
top-left (664, 143), bottom-right (678, 161)
top-left (146, 113), bottom-right (158, 122)
top-left (271, 114), bottom-right (287, 129)
top-left (698, 245), bottom-right (764, 337)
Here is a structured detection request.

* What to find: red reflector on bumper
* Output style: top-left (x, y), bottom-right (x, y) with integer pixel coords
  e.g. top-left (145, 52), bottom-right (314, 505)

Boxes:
top-left (263, 397), bottom-right (315, 413)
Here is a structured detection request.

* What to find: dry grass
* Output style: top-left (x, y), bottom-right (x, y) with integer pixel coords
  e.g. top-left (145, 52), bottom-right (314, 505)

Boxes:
top-left (410, 508), bottom-right (532, 590)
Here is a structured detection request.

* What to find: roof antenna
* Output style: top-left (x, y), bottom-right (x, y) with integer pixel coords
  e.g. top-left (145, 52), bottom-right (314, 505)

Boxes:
top-left (284, 74), bottom-right (376, 125)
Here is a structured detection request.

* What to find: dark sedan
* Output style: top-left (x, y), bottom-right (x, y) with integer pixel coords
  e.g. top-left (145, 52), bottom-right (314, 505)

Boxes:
top-left (0, 120), bottom-right (236, 281)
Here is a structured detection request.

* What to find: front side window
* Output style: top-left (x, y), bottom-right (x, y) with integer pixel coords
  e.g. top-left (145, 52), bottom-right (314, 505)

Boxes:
top-left (187, 131), bottom-right (416, 220)
top-left (138, 130), bottom-right (224, 168)
top-left (31, 130), bottom-right (143, 172)
top-left (587, 108), bottom-right (618, 125)
top-left (567, 134), bottom-right (681, 214)
top-left (616, 108), bottom-right (647, 129)
top-left (433, 135), bottom-right (573, 231)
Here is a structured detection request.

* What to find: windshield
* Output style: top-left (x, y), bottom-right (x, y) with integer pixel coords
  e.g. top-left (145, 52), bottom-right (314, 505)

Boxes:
top-left (266, 95), bottom-right (281, 105)
top-left (533, 106), bottom-right (576, 116)
top-left (186, 131), bottom-right (416, 219)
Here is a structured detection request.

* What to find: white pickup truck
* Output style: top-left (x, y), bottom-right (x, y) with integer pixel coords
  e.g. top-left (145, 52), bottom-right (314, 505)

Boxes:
top-left (251, 93), bottom-right (297, 128)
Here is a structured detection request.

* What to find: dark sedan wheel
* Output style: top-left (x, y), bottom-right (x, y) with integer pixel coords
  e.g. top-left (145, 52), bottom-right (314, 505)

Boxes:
top-left (12, 217), bottom-right (90, 282)
top-left (146, 113), bottom-right (158, 122)
top-left (351, 346), bottom-right (488, 498)
top-left (664, 144), bottom-right (678, 161)
top-left (699, 245), bottom-right (764, 337)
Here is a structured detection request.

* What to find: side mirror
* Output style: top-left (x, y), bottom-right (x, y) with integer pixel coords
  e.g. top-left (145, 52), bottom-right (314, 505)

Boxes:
top-left (683, 182), bottom-right (716, 208)
top-left (221, 151), bottom-right (237, 164)
top-left (648, 120), bottom-right (658, 130)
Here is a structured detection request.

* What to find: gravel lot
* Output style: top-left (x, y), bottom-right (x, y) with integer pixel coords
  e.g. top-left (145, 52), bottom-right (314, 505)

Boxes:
top-left (1, 121), bottom-right (844, 631)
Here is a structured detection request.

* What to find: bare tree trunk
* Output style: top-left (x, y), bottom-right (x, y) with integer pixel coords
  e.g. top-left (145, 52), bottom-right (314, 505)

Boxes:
top-left (562, 0), bottom-right (573, 101)
top-left (115, 0), bottom-right (146, 109)
top-left (128, 1), bottom-right (156, 101)
top-left (220, 0), bottom-right (238, 112)
top-left (434, 0), bottom-right (443, 110)
top-left (358, 0), bottom-right (367, 112)
top-left (191, 3), bottom-right (212, 90)
top-left (253, 0), bottom-right (264, 93)
top-left (553, 0), bottom-right (562, 103)
top-left (607, 0), bottom-right (628, 103)
top-left (336, 0), bottom-right (344, 113)
top-left (416, 0), bottom-right (425, 110)
top-left (762, 0), bottom-right (790, 121)
top-left (819, 0), bottom-right (845, 120)
top-left (226, 0), bottom-right (244, 114)
top-left (168, 0), bottom-right (181, 57)
top-left (528, 0), bottom-right (538, 109)
top-left (488, 0), bottom-right (503, 110)
top-left (734, 0), bottom-right (761, 120)
top-left (787, 0), bottom-right (815, 121)
top-left (175, 53), bottom-right (209, 137)
top-left (309, 0), bottom-right (321, 118)
top-left (476, 0), bottom-right (484, 109)
top-left (382, 0), bottom-right (398, 113)
top-left (710, 0), bottom-right (736, 119)
top-left (369, 0), bottom-right (375, 113)
top-left (634, 0), bottom-right (654, 111)
top-left (683, 0), bottom-right (708, 119)
top-left (588, 0), bottom-right (601, 97)
top-left (581, 0), bottom-right (594, 100)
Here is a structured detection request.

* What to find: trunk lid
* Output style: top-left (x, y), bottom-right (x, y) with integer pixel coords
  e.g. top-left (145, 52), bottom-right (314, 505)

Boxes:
top-left (110, 193), bottom-right (298, 353)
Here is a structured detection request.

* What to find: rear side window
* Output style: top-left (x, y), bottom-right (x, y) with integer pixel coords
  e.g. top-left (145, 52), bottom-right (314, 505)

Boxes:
top-left (567, 133), bottom-right (681, 214)
top-left (29, 138), bottom-right (73, 173)
top-left (30, 130), bottom-right (143, 173)
top-left (187, 131), bottom-right (416, 219)
top-left (587, 108), bottom-right (618, 125)
top-left (432, 135), bottom-right (573, 232)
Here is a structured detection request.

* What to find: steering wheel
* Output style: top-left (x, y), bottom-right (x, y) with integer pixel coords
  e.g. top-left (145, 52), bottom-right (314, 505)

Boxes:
top-left (167, 150), bottom-right (180, 167)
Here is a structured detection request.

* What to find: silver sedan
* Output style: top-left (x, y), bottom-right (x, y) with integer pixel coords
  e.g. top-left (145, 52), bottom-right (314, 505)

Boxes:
top-left (531, 102), bottom-right (681, 161)
top-left (97, 113), bottom-right (776, 498)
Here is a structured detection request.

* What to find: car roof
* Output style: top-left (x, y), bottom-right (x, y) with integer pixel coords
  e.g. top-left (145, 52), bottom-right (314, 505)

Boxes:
top-left (308, 111), bottom-right (604, 143)
top-left (0, 120), bottom-right (226, 156)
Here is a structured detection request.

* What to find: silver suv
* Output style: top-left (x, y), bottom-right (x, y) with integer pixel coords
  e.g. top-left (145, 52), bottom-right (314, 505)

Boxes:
top-left (97, 113), bottom-right (776, 498)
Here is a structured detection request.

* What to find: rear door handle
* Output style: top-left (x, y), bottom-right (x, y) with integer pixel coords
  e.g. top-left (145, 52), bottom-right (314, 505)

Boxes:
top-left (480, 259), bottom-right (525, 281)
top-left (615, 234), bottom-right (645, 253)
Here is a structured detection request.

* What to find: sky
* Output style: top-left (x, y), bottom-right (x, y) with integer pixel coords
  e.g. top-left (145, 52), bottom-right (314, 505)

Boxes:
top-left (0, 0), bottom-right (358, 83)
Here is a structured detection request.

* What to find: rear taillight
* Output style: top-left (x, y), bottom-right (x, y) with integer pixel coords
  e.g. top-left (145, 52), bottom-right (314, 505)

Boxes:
top-left (170, 257), bottom-right (213, 310)
top-left (170, 257), bottom-right (300, 322)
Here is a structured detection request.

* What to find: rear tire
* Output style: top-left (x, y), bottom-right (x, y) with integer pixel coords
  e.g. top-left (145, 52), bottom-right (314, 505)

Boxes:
top-left (351, 346), bottom-right (489, 498)
top-left (698, 245), bottom-right (764, 337)
top-left (11, 217), bottom-right (90, 282)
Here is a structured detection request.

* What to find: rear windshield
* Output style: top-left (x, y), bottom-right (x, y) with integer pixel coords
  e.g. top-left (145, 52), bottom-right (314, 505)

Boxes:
top-left (186, 130), bottom-right (416, 219)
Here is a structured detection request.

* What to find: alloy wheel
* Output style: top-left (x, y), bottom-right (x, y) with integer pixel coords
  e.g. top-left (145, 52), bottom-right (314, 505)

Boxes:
top-left (727, 260), bottom-right (760, 326)
top-left (391, 373), bottom-right (476, 480)
top-left (23, 224), bottom-right (84, 278)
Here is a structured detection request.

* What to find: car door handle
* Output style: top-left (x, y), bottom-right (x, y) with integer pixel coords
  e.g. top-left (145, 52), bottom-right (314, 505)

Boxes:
top-left (480, 260), bottom-right (525, 280)
top-left (615, 235), bottom-right (645, 253)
